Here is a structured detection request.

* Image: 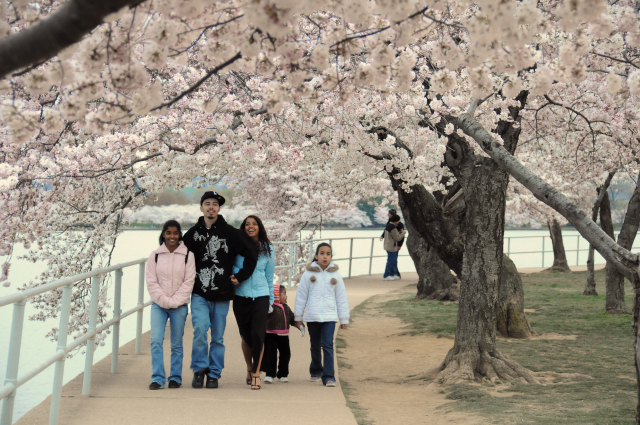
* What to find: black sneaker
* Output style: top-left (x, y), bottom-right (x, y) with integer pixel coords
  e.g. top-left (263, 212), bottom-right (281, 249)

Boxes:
top-left (192, 371), bottom-right (205, 388)
top-left (168, 380), bottom-right (181, 389)
top-left (206, 376), bottom-right (219, 388)
top-left (149, 382), bottom-right (163, 390)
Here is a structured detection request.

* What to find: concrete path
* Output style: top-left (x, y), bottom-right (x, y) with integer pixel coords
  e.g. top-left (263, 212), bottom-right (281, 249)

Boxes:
top-left (15, 273), bottom-right (412, 425)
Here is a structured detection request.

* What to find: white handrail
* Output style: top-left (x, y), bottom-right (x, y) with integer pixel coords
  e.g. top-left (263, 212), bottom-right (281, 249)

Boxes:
top-left (1, 232), bottom-right (636, 425)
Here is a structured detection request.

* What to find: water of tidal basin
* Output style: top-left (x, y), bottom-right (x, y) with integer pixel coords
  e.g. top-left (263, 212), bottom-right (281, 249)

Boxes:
top-left (0, 227), bottom-right (630, 422)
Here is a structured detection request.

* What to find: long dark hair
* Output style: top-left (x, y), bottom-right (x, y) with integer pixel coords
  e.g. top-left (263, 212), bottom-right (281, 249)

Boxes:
top-left (159, 220), bottom-right (183, 245)
top-left (241, 215), bottom-right (272, 256)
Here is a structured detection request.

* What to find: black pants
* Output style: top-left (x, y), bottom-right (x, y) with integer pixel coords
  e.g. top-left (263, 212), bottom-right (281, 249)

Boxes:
top-left (262, 333), bottom-right (291, 378)
top-left (232, 295), bottom-right (270, 373)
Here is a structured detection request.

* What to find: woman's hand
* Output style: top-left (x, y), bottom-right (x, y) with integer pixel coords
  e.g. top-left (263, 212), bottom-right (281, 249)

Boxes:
top-left (340, 324), bottom-right (348, 330)
top-left (230, 275), bottom-right (239, 285)
top-left (294, 321), bottom-right (304, 329)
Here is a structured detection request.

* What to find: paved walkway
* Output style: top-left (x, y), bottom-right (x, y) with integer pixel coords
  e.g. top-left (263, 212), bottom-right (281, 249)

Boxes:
top-left (15, 273), bottom-right (412, 425)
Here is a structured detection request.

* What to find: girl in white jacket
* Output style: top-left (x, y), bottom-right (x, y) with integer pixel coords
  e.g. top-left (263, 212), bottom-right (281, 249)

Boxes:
top-left (294, 243), bottom-right (349, 387)
top-left (146, 220), bottom-right (195, 390)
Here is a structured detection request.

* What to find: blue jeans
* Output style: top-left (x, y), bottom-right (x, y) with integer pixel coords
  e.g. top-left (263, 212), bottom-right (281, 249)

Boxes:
top-left (384, 250), bottom-right (399, 278)
top-left (307, 322), bottom-right (336, 384)
top-left (190, 294), bottom-right (230, 379)
top-left (150, 303), bottom-right (188, 385)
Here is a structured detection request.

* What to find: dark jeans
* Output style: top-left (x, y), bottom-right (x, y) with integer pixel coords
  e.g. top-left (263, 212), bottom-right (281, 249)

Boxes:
top-left (262, 333), bottom-right (291, 378)
top-left (232, 295), bottom-right (270, 373)
top-left (384, 250), bottom-right (399, 278)
top-left (307, 321), bottom-right (336, 384)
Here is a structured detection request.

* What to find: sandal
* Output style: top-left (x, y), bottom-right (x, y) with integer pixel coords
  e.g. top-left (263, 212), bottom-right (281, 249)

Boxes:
top-left (246, 370), bottom-right (252, 385)
top-left (251, 375), bottom-right (261, 390)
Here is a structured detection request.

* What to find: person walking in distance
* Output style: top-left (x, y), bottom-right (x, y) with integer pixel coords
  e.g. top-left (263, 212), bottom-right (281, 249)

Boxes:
top-left (294, 243), bottom-right (349, 387)
top-left (183, 192), bottom-right (258, 389)
top-left (383, 214), bottom-right (405, 281)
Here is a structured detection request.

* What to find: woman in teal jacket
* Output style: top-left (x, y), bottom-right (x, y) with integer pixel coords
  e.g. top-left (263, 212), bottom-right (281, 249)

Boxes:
top-left (231, 215), bottom-right (275, 390)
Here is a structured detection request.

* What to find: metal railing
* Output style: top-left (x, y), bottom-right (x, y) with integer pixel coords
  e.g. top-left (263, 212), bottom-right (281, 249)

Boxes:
top-left (505, 233), bottom-right (640, 268)
top-left (1, 232), bottom-right (635, 425)
top-left (0, 259), bottom-right (149, 425)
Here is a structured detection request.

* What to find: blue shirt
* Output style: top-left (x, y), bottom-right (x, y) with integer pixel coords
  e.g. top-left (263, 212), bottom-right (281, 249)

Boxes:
top-left (233, 244), bottom-right (275, 304)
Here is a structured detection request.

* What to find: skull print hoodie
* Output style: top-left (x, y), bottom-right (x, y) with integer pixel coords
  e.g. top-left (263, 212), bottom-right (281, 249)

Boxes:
top-left (183, 215), bottom-right (258, 302)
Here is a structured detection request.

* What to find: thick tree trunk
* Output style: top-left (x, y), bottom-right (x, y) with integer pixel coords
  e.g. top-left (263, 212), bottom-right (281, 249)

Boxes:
top-left (437, 159), bottom-right (537, 384)
top-left (584, 173), bottom-right (616, 296)
top-left (456, 108), bottom-right (640, 423)
top-left (546, 218), bottom-right (571, 272)
top-left (398, 191), bottom-right (459, 301)
top-left (497, 255), bottom-right (536, 338)
top-left (606, 187), bottom-right (640, 315)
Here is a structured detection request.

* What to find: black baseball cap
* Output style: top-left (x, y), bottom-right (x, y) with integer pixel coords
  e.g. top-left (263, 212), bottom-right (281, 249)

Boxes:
top-left (200, 191), bottom-right (225, 206)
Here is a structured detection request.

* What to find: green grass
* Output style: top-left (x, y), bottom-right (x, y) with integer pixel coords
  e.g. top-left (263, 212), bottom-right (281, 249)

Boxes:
top-left (377, 269), bottom-right (637, 424)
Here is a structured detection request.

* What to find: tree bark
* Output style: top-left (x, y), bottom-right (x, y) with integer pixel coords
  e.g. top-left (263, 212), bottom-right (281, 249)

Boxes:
top-left (546, 218), bottom-right (571, 272)
top-left (606, 184), bottom-right (640, 315)
top-left (498, 255), bottom-right (536, 338)
top-left (437, 154), bottom-right (537, 384)
top-left (436, 91), bottom-right (536, 383)
top-left (456, 104), bottom-right (640, 423)
top-left (0, 0), bottom-right (145, 79)
top-left (584, 172), bottom-right (616, 296)
top-left (398, 191), bottom-right (459, 300)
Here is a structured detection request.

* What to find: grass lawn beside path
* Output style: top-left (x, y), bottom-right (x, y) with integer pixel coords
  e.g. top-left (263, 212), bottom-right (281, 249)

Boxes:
top-left (370, 269), bottom-right (637, 424)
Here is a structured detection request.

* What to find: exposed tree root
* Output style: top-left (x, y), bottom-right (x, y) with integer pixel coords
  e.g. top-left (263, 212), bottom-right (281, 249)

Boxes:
top-left (436, 348), bottom-right (539, 386)
top-left (415, 283), bottom-right (459, 302)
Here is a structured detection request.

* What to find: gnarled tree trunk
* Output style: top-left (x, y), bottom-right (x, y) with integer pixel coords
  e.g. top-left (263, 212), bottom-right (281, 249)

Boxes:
top-left (437, 155), bottom-right (537, 385)
top-left (606, 188), bottom-right (640, 315)
top-left (546, 218), bottom-right (571, 272)
top-left (398, 191), bottom-right (459, 301)
top-left (498, 255), bottom-right (536, 338)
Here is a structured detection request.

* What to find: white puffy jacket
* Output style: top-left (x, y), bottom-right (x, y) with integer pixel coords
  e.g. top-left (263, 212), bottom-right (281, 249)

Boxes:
top-left (294, 261), bottom-right (350, 325)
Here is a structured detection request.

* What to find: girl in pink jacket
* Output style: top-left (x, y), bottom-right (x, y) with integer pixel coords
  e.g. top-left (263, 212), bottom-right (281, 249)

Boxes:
top-left (146, 220), bottom-right (196, 390)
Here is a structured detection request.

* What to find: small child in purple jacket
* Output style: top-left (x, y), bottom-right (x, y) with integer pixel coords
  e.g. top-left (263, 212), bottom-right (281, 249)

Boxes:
top-left (262, 285), bottom-right (302, 383)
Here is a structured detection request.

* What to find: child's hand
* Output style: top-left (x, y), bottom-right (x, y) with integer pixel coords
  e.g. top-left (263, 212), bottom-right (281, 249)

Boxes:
top-left (294, 321), bottom-right (303, 329)
top-left (340, 324), bottom-right (348, 330)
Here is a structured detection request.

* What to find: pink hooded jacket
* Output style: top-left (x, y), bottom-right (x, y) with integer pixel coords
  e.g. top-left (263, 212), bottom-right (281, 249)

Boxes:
top-left (146, 242), bottom-right (196, 309)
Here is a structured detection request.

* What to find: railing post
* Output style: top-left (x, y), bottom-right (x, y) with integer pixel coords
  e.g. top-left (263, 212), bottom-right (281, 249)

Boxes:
top-left (136, 263), bottom-right (145, 354)
top-left (111, 269), bottom-right (123, 373)
top-left (368, 238), bottom-right (374, 275)
top-left (1, 299), bottom-right (26, 425)
top-left (82, 275), bottom-right (101, 396)
top-left (507, 237), bottom-right (511, 257)
top-left (348, 238), bottom-right (354, 278)
top-left (288, 244), bottom-right (294, 287)
top-left (576, 236), bottom-right (580, 267)
top-left (49, 284), bottom-right (73, 425)
top-left (541, 236), bottom-right (546, 268)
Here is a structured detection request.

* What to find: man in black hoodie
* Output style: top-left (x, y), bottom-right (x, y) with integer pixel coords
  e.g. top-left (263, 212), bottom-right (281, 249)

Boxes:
top-left (183, 191), bottom-right (258, 389)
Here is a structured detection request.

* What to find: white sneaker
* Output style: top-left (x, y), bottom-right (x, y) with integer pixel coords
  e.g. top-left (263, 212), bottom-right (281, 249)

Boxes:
top-left (383, 276), bottom-right (395, 281)
top-left (264, 376), bottom-right (273, 384)
top-left (279, 377), bottom-right (288, 383)
top-left (393, 275), bottom-right (401, 280)
top-left (325, 380), bottom-right (336, 387)
top-left (310, 376), bottom-right (322, 382)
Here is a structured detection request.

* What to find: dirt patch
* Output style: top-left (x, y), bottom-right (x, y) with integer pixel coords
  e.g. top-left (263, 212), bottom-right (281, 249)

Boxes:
top-left (339, 293), bottom-right (482, 425)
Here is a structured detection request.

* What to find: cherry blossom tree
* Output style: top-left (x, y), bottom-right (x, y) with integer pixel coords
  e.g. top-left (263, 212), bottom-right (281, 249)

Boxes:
top-left (3, 0), bottom-right (640, 420)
